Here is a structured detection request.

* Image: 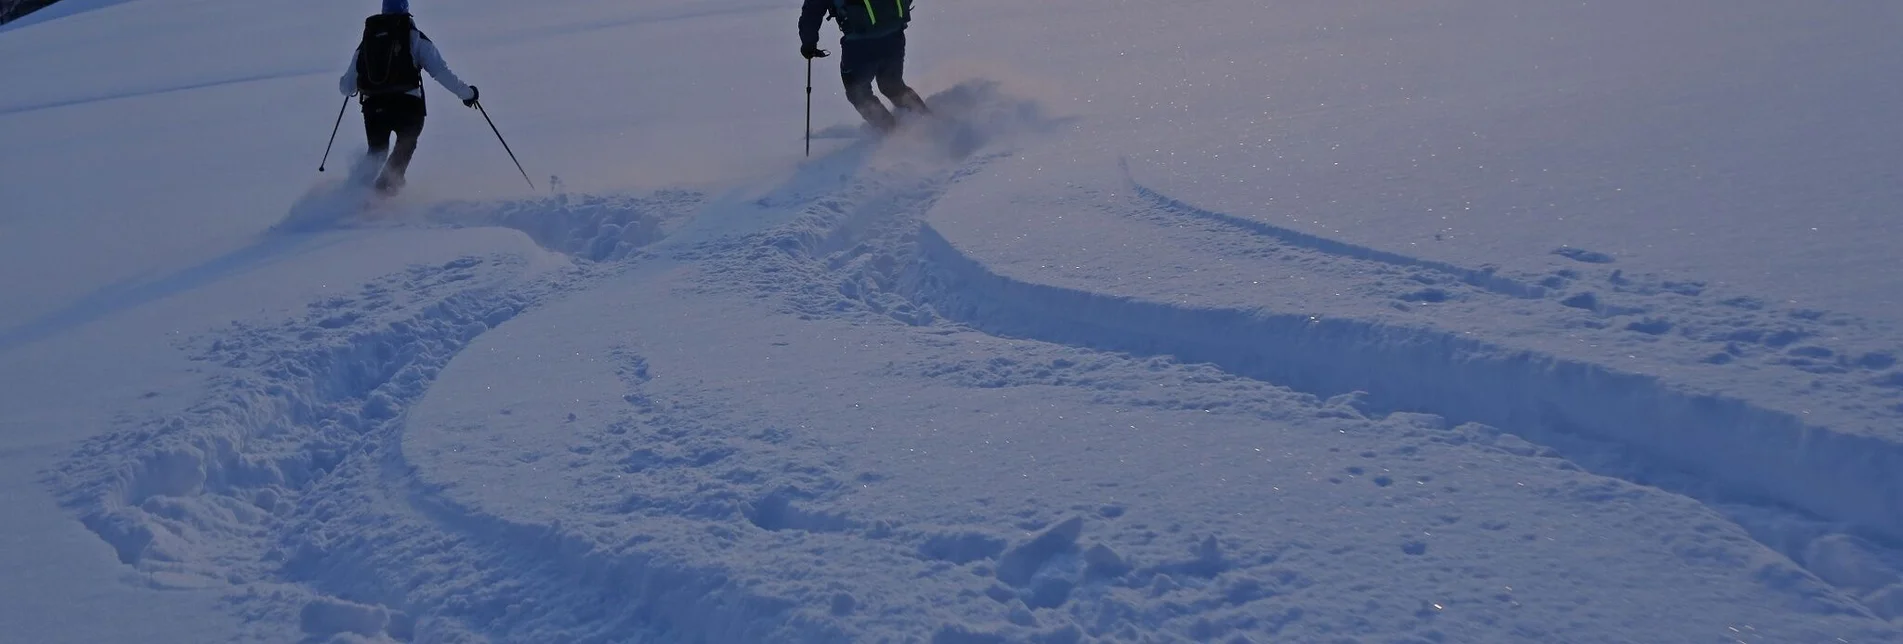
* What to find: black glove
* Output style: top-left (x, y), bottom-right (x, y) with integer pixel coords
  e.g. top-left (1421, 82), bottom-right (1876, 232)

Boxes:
top-left (462, 85), bottom-right (480, 108)
top-left (801, 46), bottom-right (829, 60)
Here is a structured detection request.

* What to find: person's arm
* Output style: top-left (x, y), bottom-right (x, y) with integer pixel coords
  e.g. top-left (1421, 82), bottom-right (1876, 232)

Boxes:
top-left (339, 50), bottom-right (359, 96)
top-left (798, 0), bottom-right (831, 50)
top-left (412, 32), bottom-right (476, 101)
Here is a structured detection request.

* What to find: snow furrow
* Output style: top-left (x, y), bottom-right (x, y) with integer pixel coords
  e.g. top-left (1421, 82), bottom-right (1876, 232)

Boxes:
top-left (665, 121), bottom-right (1903, 633)
top-left (904, 220), bottom-right (1903, 602)
top-left (1117, 159), bottom-right (1546, 301)
top-left (47, 257), bottom-right (547, 639)
top-left (1119, 161), bottom-right (1903, 441)
top-left (210, 83), bottom-right (1063, 642)
top-left (718, 108), bottom-right (1903, 557)
top-left (40, 195), bottom-right (839, 641)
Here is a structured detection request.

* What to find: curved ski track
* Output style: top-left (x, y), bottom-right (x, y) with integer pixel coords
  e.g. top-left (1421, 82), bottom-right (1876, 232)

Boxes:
top-left (47, 121), bottom-right (1903, 640)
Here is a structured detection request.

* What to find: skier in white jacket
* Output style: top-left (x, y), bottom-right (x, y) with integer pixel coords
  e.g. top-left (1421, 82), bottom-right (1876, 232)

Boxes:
top-left (339, 0), bottom-right (479, 195)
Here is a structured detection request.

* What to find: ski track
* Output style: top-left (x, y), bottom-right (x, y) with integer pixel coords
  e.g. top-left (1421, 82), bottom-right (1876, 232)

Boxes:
top-left (659, 133), bottom-right (1903, 636)
top-left (1113, 163), bottom-right (1903, 426)
top-left (734, 149), bottom-right (1903, 625)
top-left (43, 82), bottom-right (1060, 642)
top-left (900, 186), bottom-right (1903, 621)
top-left (45, 189), bottom-right (790, 642)
top-left (44, 81), bottom-right (1903, 640)
top-left (1115, 159), bottom-right (1547, 302)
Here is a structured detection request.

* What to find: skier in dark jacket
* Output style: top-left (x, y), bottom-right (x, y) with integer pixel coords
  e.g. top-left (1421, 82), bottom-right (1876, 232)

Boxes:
top-left (800, 0), bottom-right (931, 134)
top-left (338, 0), bottom-right (480, 195)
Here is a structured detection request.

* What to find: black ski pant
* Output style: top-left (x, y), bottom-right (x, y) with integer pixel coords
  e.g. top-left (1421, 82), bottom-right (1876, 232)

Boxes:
top-left (840, 30), bottom-right (928, 131)
top-left (361, 93), bottom-right (426, 181)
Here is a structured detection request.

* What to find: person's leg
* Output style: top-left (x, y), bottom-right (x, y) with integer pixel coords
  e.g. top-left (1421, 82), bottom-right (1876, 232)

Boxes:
top-left (376, 96), bottom-right (426, 193)
top-left (358, 98), bottom-right (395, 183)
top-left (839, 40), bottom-right (897, 132)
top-left (875, 31), bottom-right (930, 115)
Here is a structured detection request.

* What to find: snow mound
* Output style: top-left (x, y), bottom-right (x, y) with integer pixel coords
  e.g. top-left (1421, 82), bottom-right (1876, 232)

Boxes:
top-left (423, 189), bottom-right (705, 261)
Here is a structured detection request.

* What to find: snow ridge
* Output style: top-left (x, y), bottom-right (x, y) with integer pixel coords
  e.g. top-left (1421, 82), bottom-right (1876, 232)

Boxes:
top-left (41, 195), bottom-right (846, 641)
top-left (657, 95), bottom-right (1903, 623)
top-left (424, 190), bottom-right (705, 262)
top-left (665, 113), bottom-right (1901, 633)
top-left (41, 78), bottom-right (1073, 643)
top-left (897, 215), bottom-right (1903, 622)
top-left (910, 221), bottom-right (1903, 534)
top-left (1117, 159), bottom-right (1547, 301)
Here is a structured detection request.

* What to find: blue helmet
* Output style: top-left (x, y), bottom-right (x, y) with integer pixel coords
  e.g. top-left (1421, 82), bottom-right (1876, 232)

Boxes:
top-left (382, 0), bottom-right (409, 14)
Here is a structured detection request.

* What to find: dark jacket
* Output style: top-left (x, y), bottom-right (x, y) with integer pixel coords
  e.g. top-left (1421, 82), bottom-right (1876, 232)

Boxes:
top-left (801, 0), bottom-right (912, 49)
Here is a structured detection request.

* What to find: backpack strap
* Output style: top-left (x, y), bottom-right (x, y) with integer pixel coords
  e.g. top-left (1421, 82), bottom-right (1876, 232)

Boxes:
top-left (830, 0), bottom-right (909, 35)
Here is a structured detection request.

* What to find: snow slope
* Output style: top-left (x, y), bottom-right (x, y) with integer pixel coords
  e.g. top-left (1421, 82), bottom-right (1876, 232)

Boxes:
top-left (4, 0), bottom-right (1903, 642)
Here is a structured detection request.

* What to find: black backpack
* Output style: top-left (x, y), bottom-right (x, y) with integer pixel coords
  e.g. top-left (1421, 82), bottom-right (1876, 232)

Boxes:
top-left (356, 13), bottom-right (423, 96)
top-left (831, 0), bottom-right (912, 36)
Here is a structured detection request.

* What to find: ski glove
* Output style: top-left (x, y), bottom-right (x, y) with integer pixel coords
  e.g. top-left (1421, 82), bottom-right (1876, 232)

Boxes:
top-left (801, 46), bottom-right (829, 59)
top-left (462, 85), bottom-right (480, 108)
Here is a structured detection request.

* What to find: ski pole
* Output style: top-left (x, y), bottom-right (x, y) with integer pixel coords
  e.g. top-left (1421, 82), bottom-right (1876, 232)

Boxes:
top-left (474, 101), bottom-right (536, 191)
top-left (318, 95), bottom-right (350, 172)
top-left (805, 57), bottom-right (814, 157)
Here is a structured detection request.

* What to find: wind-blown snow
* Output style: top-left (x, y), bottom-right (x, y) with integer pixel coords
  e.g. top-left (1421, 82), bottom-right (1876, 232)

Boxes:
top-left (4, 0), bottom-right (1903, 642)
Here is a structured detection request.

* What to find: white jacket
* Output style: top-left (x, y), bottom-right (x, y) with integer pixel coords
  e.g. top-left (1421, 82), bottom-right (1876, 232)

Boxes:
top-left (339, 30), bottom-right (476, 101)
